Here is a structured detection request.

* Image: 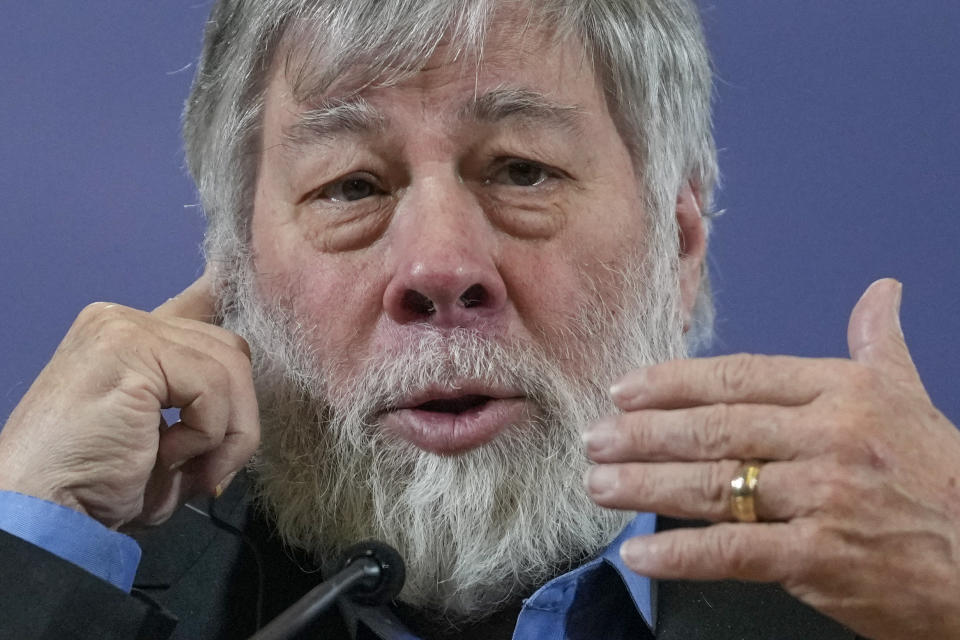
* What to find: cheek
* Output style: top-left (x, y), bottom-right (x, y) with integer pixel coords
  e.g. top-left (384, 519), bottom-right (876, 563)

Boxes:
top-left (291, 261), bottom-right (384, 355)
top-left (251, 218), bottom-right (386, 364)
top-left (498, 245), bottom-right (597, 341)
top-left (505, 220), bottom-right (647, 345)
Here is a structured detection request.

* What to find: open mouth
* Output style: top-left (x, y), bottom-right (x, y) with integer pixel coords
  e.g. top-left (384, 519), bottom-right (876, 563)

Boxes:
top-left (414, 394), bottom-right (492, 414)
top-left (381, 387), bottom-right (527, 454)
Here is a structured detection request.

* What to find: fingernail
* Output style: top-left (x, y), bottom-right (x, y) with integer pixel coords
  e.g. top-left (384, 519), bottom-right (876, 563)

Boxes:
top-left (620, 538), bottom-right (653, 568)
top-left (215, 471), bottom-right (238, 498)
top-left (582, 418), bottom-right (617, 454)
top-left (610, 369), bottom-right (647, 404)
top-left (584, 466), bottom-right (618, 496)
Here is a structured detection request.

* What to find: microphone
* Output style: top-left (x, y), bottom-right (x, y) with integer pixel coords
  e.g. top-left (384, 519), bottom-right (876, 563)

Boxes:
top-left (247, 540), bottom-right (406, 640)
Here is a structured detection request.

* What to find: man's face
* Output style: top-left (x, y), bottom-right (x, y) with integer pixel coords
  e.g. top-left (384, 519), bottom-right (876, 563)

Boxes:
top-left (250, 20), bottom-right (652, 455)
top-left (232, 15), bottom-right (687, 618)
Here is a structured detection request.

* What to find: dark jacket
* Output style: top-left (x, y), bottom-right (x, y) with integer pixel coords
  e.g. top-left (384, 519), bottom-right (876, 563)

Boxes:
top-left (1, 474), bottom-right (861, 640)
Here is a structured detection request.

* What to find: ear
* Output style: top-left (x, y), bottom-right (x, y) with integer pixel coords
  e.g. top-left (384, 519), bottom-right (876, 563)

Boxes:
top-left (676, 182), bottom-right (708, 332)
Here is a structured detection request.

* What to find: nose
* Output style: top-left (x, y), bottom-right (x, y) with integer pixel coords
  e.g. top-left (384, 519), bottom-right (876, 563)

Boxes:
top-left (383, 179), bottom-right (508, 328)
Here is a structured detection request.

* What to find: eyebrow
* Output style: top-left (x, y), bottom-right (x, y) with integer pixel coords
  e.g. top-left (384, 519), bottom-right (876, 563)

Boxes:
top-left (459, 87), bottom-right (584, 134)
top-left (281, 87), bottom-right (583, 150)
top-left (283, 96), bottom-right (386, 148)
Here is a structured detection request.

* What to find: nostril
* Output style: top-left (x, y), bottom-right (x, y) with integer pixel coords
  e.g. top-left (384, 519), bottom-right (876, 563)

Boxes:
top-left (459, 284), bottom-right (487, 309)
top-left (402, 290), bottom-right (435, 316)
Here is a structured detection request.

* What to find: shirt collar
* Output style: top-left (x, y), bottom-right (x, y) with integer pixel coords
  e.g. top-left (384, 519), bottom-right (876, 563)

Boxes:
top-left (346, 513), bottom-right (658, 639)
top-left (520, 512), bottom-right (656, 630)
top-left (599, 512), bottom-right (656, 629)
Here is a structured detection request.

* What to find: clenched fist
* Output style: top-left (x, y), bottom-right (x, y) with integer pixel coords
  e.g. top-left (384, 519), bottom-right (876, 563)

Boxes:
top-left (0, 271), bottom-right (260, 529)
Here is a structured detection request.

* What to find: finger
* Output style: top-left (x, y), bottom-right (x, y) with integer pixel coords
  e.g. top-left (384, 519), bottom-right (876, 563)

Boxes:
top-left (584, 404), bottom-right (810, 464)
top-left (181, 428), bottom-right (254, 497)
top-left (618, 522), bottom-right (802, 583)
top-left (132, 466), bottom-right (191, 528)
top-left (585, 460), bottom-right (800, 522)
top-left (847, 278), bottom-right (923, 389)
top-left (165, 317), bottom-right (251, 360)
top-left (153, 328), bottom-right (259, 493)
top-left (87, 309), bottom-right (256, 474)
top-left (154, 341), bottom-right (234, 471)
top-left (610, 354), bottom-right (851, 411)
top-left (153, 269), bottom-right (217, 323)
top-left (151, 322), bottom-right (254, 428)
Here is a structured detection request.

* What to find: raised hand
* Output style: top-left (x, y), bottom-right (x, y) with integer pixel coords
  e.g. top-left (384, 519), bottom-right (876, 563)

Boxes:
top-left (584, 279), bottom-right (960, 639)
top-left (0, 270), bottom-right (260, 529)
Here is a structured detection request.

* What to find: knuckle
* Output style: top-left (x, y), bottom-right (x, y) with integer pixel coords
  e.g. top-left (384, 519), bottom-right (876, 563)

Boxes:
top-left (198, 428), bottom-right (220, 448)
top-left (694, 404), bottom-right (734, 455)
top-left (238, 428), bottom-right (261, 456)
top-left (624, 414), bottom-right (653, 453)
top-left (701, 461), bottom-right (729, 508)
top-left (716, 354), bottom-right (755, 395)
top-left (822, 405), bottom-right (882, 457)
top-left (815, 479), bottom-right (843, 513)
top-left (829, 420), bottom-right (892, 469)
top-left (210, 325), bottom-right (251, 358)
top-left (814, 461), bottom-right (844, 501)
top-left (620, 465), bottom-right (653, 497)
top-left (715, 533), bottom-right (752, 575)
top-left (230, 348), bottom-right (254, 378)
top-left (77, 302), bottom-right (122, 330)
top-left (78, 312), bottom-right (147, 356)
top-left (659, 538), bottom-right (694, 573)
top-left (185, 411), bottom-right (222, 445)
top-left (208, 359), bottom-right (233, 393)
top-left (233, 334), bottom-right (252, 358)
top-left (696, 527), bottom-right (750, 576)
top-left (813, 462), bottom-right (864, 515)
top-left (78, 301), bottom-right (110, 320)
top-left (793, 520), bottom-right (835, 579)
top-left (102, 320), bottom-right (141, 345)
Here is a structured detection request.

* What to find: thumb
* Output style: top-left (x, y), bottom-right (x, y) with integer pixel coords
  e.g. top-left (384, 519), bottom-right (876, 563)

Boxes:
top-left (152, 267), bottom-right (217, 323)
top-left (847, 278), bottom-right (921, 387)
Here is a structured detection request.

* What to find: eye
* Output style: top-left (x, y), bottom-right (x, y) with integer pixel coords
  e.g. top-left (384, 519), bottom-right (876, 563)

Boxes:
top-left (317, 174), bottom-right (385, 202)
top-left (488, 160), bottom-right (555, 188)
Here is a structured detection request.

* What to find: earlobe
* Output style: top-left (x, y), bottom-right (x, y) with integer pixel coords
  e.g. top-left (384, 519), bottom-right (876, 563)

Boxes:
top-left (675, 182), bottom-right (707, 331)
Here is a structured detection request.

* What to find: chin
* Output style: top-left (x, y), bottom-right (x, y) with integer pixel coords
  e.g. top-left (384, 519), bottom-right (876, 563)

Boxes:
top-left (253, 415), bottom-right (633, 619)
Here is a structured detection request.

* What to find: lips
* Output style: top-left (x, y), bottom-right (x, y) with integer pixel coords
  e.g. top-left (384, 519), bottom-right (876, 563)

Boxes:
top-left (380, 385), bottom-right (527, 455)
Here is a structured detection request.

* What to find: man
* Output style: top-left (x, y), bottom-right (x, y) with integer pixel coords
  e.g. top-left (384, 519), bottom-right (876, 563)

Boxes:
top-left (1, 1), bottom-right (958, 638)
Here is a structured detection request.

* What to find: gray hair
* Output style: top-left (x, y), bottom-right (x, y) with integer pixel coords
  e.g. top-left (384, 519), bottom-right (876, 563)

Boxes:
top-left (183, 0), bottom-right (718, 351)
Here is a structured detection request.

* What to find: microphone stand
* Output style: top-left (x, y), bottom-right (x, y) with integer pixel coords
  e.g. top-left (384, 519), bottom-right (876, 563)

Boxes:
top-left (247, 541), bottom-right (405, 640)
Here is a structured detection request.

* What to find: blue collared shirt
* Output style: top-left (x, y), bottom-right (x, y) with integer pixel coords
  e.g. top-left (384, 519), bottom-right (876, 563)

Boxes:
top-left (0, 490), bottom-right (655, 638)
top-left (511, 515), bottom-right (655, 638)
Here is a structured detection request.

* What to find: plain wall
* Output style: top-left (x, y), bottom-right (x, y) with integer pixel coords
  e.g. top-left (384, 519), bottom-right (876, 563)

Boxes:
top-left (1, 2), bottom-right (957, 427)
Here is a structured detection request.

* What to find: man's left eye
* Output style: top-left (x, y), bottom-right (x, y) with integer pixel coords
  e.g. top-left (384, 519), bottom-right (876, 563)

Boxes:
top-left (489, 161), bottom-right (553, 187)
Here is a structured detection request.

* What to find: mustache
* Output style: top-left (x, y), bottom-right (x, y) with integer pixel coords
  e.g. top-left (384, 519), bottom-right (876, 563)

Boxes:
top-left (325, 327), bottom-right (564, 419)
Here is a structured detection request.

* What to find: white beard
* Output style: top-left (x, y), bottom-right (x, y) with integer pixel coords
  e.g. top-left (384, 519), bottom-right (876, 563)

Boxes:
top-left (217, 243), bottom-right (685, 621)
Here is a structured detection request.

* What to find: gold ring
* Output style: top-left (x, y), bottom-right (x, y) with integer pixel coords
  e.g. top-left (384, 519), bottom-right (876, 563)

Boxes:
top-left (729, 460), bottom-right (763, 522)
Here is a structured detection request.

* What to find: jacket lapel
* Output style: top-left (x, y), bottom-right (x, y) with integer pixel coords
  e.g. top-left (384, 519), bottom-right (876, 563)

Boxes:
top-left (132, 473), bottom-right (250, 589)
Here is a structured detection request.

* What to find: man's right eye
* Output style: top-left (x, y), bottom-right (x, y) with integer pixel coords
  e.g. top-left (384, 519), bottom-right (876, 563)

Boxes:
top-left (317, 174), bottom-right (385, 202)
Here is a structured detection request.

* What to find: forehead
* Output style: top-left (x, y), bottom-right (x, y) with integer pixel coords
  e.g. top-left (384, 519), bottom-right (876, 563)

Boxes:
top-left (273, 8), bottom-right (603, 117)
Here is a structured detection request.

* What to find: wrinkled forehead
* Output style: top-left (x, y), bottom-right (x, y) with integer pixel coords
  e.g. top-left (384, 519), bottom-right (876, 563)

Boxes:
top-left (274, 0), bottom-right (586, 103)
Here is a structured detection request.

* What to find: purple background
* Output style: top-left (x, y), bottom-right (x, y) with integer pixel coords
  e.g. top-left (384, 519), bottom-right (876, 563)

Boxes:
top-left (1, 2), bottom-right (958, 427)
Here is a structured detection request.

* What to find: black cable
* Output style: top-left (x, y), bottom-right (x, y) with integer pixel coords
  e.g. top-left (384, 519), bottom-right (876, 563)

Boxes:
top-left (199, 497), bottom-right (266, 631)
